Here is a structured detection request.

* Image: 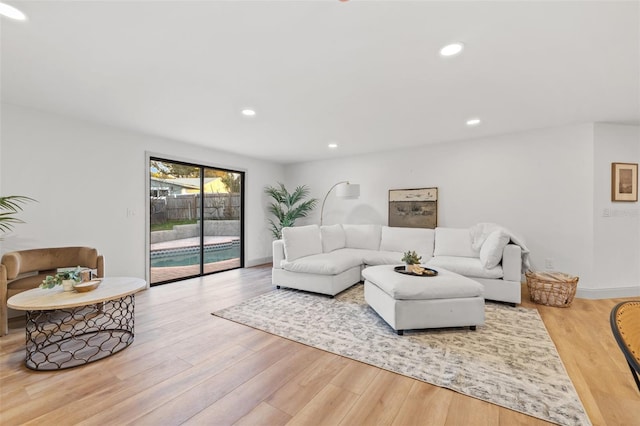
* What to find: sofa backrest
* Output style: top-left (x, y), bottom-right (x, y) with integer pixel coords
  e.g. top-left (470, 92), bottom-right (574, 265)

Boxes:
top-left (320, 224), bottom-right (346, 253)
top-left (342, 224), bottom-right (381, 250)
top-left (1, 247), bottom-right (100, 280)
top-left (433, 227), bottom-right (480, 258)
top-left (282, 225), bottom-right (323, 261)
top-left (380, 226), bottom-right (435, 262)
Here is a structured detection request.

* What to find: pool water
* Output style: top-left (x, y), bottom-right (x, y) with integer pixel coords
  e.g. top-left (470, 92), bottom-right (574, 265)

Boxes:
top-left (151, 246), bottom-right (240, 268)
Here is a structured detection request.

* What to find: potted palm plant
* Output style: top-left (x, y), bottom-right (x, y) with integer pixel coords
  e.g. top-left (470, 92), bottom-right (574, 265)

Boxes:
top-left (264, 183), bottom-right (318, 239)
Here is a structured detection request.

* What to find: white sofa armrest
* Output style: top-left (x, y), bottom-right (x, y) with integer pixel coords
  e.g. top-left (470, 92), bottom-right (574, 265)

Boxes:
top-left (502, 244), bottom-right (522, 282)
top-left (272, 239), bottom-right (285, 269)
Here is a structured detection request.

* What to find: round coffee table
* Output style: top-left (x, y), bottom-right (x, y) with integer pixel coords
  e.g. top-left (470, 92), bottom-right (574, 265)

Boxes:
top-left (7, 277), bottom-right (146, 370)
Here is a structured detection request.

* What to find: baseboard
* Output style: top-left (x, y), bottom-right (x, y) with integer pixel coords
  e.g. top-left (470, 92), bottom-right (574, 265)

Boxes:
top-left (245, 257), bottom-right (272, 268)
top-left (576, 285), bottom-right (640, 299)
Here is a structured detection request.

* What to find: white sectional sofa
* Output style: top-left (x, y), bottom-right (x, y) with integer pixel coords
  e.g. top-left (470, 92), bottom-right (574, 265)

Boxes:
top-left (272, 224), bottom-right (525, 305)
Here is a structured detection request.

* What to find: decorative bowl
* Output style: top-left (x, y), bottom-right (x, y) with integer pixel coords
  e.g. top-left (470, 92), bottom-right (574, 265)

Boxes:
top-left (73, 279), bottom-right (101, 292)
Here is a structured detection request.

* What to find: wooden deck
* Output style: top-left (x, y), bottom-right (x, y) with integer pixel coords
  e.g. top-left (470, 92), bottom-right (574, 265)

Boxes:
top-left (151, 258), bottom-right (241, 283)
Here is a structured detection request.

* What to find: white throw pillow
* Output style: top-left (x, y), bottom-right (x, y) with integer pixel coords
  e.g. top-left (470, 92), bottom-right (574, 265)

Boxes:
top-left (320, 224), bottom-right (346, 253)
top-left (479, 230), bottom-right (510, 269)
top-left (282, 225), bottom-right (323, 262)
top-left (433, 227), bottom-right (479, 258)
top-left (343, 224), bottom-right (382, 250)
top-left (380, 226), bottom-right (435, 261)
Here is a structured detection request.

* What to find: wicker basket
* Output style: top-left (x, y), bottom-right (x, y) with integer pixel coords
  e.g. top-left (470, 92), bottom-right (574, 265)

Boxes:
top-left (525, 271), bottom-right (579, 307)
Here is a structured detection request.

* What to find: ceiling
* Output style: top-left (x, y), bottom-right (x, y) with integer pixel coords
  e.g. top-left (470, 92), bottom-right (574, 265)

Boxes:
top-left (2, 1), bottom-right (639, 164)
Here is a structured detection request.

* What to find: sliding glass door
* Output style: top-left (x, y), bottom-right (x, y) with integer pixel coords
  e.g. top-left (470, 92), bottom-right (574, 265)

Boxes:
top-left (149, 158), bottom-right (243, 285)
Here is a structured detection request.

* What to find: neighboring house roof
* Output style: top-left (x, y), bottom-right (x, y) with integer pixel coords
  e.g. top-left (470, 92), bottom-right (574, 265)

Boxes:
top-left (150, 177), bottom-right (229, 193)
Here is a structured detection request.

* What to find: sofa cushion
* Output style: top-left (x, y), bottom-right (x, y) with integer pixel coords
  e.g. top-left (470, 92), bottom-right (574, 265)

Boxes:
top-left (320, 224), bottom-right (346, 253)
top-left (362, 250), bottom-right (404, 266)
top-left (380, 226), bottom-right (435, 262)
top-left (282, 225), bottom-right (322, 262)
top-left (479, 230), bottom-right (510, 269)
top-left (343, 224), bottom-right (381, 250)
top-left (281, 251), bottom-right (362, 275)
top-left (433, 227), bottom-right (479, 258)
top-left (427, 256), bottom-right (503, 279)
top-left (363, 266), bottom-right (484, 300)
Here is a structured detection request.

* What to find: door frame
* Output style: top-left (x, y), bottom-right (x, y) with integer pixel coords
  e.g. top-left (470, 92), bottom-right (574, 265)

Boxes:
top-left (145, 152), bottom-right (245, 285)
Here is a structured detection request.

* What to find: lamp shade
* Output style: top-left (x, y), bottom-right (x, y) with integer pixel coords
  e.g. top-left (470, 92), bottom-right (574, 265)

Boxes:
top-left (336, 183), bottom-right (360, 199)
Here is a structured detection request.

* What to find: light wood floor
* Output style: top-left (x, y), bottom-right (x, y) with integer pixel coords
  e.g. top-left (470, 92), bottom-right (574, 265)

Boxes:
top-left (1, 265), bottom-right (638, 425)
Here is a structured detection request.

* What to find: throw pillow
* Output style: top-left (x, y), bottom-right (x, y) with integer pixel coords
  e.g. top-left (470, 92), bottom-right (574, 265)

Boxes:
top-left (282, 225), bottom-right (323, 262)
top-left (479, 230), bottom-right (510, 269)
top-left (320, 224), bottom-right (346, 253)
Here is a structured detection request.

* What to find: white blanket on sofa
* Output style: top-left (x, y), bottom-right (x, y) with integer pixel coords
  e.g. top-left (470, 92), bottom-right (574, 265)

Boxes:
top-left (469, 223), bottom-right (531, 271)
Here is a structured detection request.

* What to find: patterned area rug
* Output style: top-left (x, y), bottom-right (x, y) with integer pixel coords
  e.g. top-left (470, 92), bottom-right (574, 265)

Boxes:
top-left (212, 284), bottom-right (590, 425)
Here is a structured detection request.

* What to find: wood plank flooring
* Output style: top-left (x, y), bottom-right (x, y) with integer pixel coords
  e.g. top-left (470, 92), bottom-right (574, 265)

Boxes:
top-left (1, 264), bottom-right (638, 425)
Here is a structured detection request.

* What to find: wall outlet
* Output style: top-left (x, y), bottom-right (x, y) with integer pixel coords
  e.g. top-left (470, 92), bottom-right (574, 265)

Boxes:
top-left (602, 208), bottom-right (610, 217)
top-left (544, 258), bottom-right (554, 270)
top-left (126, 208), bottom-right (136, 217)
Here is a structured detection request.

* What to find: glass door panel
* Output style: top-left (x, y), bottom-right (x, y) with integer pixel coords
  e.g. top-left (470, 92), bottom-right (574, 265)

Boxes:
top-left (149, 160), bottom-right (202, 284)
top-left (202, 169), bottom-right (242, 274)
top-left (149, 158), bottom-right (243, 285)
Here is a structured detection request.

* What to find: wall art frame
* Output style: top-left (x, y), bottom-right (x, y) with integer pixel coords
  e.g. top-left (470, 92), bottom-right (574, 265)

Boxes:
top-left (388, 187), bottom-right (438, 229)
top-left (611, 162), bottom-right (638, 202)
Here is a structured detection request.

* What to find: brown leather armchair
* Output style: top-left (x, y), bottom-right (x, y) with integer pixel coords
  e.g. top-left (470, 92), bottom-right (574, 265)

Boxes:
top-left (0, 247), bottom-right (105, 336)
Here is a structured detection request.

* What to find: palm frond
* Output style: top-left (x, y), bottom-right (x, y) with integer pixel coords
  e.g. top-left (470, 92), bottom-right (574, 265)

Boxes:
top-left (0, 195), bottom-right (36, 234)
top-left (264, 184), bottom-right (287, 204)
top-left (287, 185), bottom-right (311, 207)
top-left (0, 196), bottom-right (36, 212)
top-left (0, 215), bottom-right (23, 232)
top-left (286, 199), bottom-right (318, 222)
top-left (267, 219), bottom-right (282, 239)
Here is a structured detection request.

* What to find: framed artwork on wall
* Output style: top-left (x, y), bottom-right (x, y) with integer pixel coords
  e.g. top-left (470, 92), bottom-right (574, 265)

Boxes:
top-left (388, 187), bottom-right (438, 228)
top-left (611, 162), bottom-right (638, 202)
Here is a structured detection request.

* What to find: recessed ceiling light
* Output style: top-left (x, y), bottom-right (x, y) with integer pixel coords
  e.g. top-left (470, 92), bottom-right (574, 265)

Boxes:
top-left (241, 109), bottom-right (256, 117)
top-left (328, 143), bottom-right (338, 149)
top-left (466, 118), bottom-right (481, 126)
top-left (440, 42), bottom-right (464, 57)
top-left (0, 2), bottom-right (27, 21)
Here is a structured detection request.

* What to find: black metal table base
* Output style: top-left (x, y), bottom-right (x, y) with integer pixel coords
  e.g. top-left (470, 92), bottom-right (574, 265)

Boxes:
top-left (24, 295), bottom-right (135, 370)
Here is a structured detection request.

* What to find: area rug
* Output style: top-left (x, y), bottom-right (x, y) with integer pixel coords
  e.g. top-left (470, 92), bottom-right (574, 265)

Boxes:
top-left (212, 284), bottom-right (591, 426)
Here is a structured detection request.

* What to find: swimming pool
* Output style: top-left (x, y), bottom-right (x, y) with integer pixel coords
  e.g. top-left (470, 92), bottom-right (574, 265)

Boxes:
top-left (151, 240), bottom-right (240, 268)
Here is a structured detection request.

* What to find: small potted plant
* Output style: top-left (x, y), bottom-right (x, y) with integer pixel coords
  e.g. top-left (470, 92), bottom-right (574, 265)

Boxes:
top-left (40, 267), bottom-right (82, 292)
top-left (401, 250), bottom-right (422, 273)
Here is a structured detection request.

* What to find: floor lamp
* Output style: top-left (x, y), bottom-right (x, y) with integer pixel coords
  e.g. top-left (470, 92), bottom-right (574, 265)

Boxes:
top-left (320, 181), bottom-right (360, 225)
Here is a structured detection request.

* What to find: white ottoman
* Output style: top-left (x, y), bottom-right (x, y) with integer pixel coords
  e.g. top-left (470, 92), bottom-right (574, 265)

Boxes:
top-left (362, 265), bottom-right (485, 335)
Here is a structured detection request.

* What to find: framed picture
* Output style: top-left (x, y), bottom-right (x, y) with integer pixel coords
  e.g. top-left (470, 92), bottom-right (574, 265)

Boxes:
top-left (389, 187), bottom-right (438, 229)
top-left (611, 163), bottom-right (638, 202)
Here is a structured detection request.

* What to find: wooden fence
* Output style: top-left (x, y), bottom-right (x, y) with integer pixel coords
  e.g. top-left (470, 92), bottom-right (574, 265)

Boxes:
top-left (150, 193), bottom-right (240, 224)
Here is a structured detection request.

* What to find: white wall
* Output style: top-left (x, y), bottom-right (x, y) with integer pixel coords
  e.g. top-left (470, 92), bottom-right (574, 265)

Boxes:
top-left (1, 103), bottom-right (283, 278)
top-left (3, 104), bottom-right (637, 299)
top-left (593, 123), bottom-right (640, 296)
top-left (285, 123), bottom-right (640, 298)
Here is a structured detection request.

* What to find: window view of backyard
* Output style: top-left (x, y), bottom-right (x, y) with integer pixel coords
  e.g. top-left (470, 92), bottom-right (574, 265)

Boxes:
top-left (149, 159), bottom-right (243, 285)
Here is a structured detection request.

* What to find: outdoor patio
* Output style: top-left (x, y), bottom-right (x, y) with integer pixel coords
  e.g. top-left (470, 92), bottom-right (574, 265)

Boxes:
top-left (150, 236), bottom-right (241, 284)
